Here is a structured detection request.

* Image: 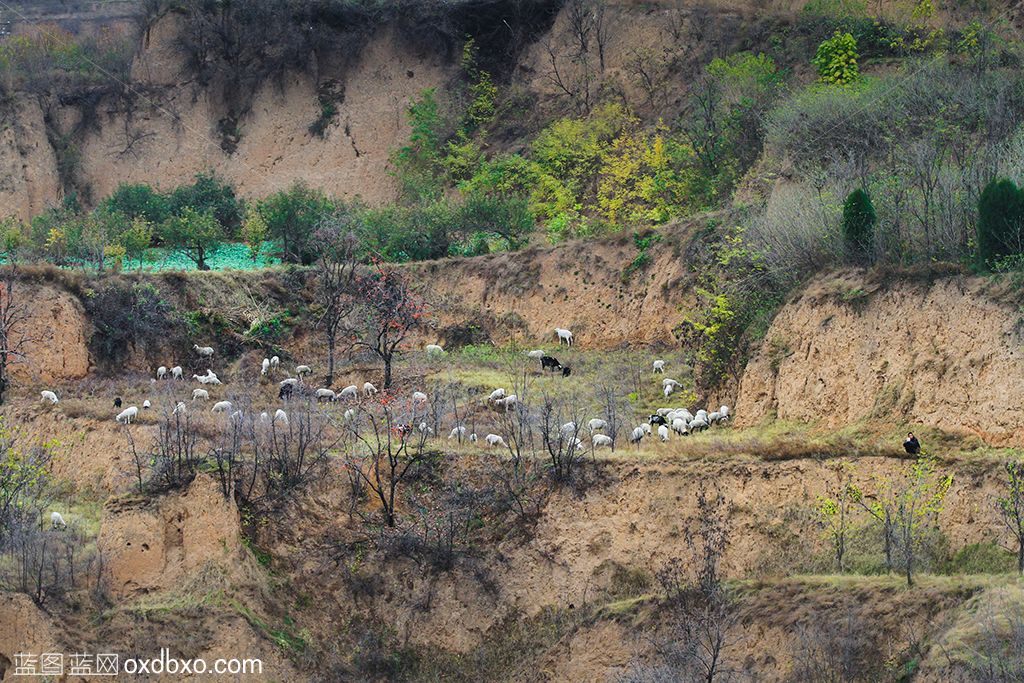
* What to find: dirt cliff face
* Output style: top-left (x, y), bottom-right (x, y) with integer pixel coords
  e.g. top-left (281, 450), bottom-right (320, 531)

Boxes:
top-left (410, 225), bottom-right (694, 348)
top-left (14, 283), bottom-right (90, 383)
top-left (0, 16), bottom-right (456, 220)
top-left (737, 271), bottom-right (1024, 444)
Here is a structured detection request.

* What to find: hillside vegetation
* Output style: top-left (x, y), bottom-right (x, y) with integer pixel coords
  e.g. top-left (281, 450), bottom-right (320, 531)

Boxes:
top-left (2, 1), bottom-right (1024, 681)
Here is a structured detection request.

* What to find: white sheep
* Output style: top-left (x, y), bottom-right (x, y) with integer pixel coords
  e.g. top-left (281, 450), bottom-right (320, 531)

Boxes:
top-left (425, 344), bottom-right (445, 356)
top-left (343, 409), bottom-right (356, 421)
top-left (193, 373), bottom-right (221, 385)
top-left (488, 388), bottom-right (506, 402)
top-left (554, 328), bottom-right (573, 346)
top-left (280, 378), bottom-right (299, 387)
top-left (653, 360), bottom-right (665, 373)
top-left (40, 390), bottom-right (59, 405)
top-left (417, 421), bottom-right (433, 435)
top-left (157, 366), bottom-right (167, 380)
top-left (274, 409), bottom-right (288, 425)
top-left (689, 417), bottom-right (709, 432)
top-left (142, 400), bottom-right (151, 410)
top-left (588, 418), bottom-right (608, 432)
top-left (695, 409), bottom-right (709, 424)
top-left (641, 423), bottom-right (652, 435)
top-left (560, 422), bottom-right (577, 436)
top-left (628, 427), bottom-right (645, 444)
top-left (449, 425), bottom-right (466, 439)
top-left (212, 400), bottom-right (232, 414)
top-left (230, 410), bottom-right (243, 422)
top-left (412, 391), bottom-right (428, 403)
top-left (485, 433), bottom-right (507, 448)
top-left (115, 406), bottom-right (139, 424)
top-left (270, 356), bottom-right (280, 370)
top-left (194, 344), bottom-right (214, 357)
top-left (527, 350), bottom-right (545, 359)
top-left (719, 405), bottom-right (731, 421)
top-left (316, 388), bottom-right (337, 402)
top-left (499, 394), bottom-right (517, 410)
top-left (296, 365), bottom-right (312, 377)
top-left (663, 384), bottom-right (674, 398)
top-left (192, 388), bottom-right (209, 401)
top-left (469, 433), bottom-right (478, 443)
top-left (363, 382), bottom-right (377, 396)
top-left (708, 411), bottom-right (722, 424)
top-left (662, 378), bottom-right (681, 388)
top-left (50, 511), bottom-right (66, 529)
top-left (173, 402), bottom-right (187, 415)
top-left (260, 411), bottom-right (270, 423)
top-left (171, 366), bottom-right (183, 380)
top-left (340, 385), bottom-right (358, 399)
top-left (261, 358), bottom-right (270, 375)
top-left (671, 418), bottom-right (689, 435)
top-left (592, 434), bottom-right (613, 448)
top-left (658, 425), bottom-right (670, 442)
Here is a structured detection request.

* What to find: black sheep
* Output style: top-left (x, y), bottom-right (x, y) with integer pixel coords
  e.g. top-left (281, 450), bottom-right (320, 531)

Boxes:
top-left (113, 397), bottom-right (122, 408)
top-left (279, 383), bottom-right (294, 400)
top-left (540, 355), bottom-right (562, 372)
top-left (561, 366), bottom-right (572, 377)
top-left (649, 414), bottom-right (667, 426)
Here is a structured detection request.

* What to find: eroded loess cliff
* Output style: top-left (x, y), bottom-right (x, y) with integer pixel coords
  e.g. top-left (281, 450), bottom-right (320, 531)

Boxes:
top-left (737, 270), bottom-right (1024, 445)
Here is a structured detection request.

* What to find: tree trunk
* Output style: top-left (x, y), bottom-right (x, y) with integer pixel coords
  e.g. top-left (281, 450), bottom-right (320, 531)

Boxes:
top-left (326, 338), bottom-right (335, 388)
top-left (1018, 539), bottom-right (1023, 574)
top-left (383, 355), bottom-right (393, 389)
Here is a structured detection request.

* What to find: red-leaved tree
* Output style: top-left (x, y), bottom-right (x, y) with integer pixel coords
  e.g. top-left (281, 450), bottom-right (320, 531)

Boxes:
top-left (353, 261), bottom-right (425, 389)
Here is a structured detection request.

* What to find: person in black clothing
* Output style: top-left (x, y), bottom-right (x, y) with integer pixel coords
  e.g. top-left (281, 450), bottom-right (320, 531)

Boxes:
top-left (904, 432), bottom-right (921, 455)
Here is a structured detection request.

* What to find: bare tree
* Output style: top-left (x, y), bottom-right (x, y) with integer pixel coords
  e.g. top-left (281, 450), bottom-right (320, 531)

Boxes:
top-left (312, 217), bottom-right (358, 387)
top-left (263, 403), bottom-right (334, 495)
top-left (539, 393), bottom-right (588, 485)
top-left (816, 463), bottom-right (858, 572)
top-left (342, 401), bottom-right (430, 527)
top-left (0, 266), bottom-right (32, 405)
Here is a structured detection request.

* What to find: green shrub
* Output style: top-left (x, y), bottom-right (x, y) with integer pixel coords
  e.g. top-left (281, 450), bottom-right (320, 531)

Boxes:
top-left (258, 182), bottom-right (335, 264)
top-left (813, 30), bottom-right (860, 84)
top-left (943, 542), bottom-right (1016, 574)
top-left (842, 188), bottom-right (875, 259)
top-left (167, 171), bottom-right (243, 235)
top-left (100, 183), bottom-right (169, 224)
top-left (977, 178), bottom-right (1024, 268)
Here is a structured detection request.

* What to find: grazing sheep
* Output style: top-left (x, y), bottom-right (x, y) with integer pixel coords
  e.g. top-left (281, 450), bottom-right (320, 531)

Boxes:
top-left (296, 365), bottom-right (312, 377)
top-left (279, 384), bottom-right (294, 400)
top-left (212, 400), bottom-right (232, 414)
top-left (417, 421), bottom-right (433, 435)
top-left (192, 389), bottom-right (209, 401)
top-left (270, 356), bottom-right (280, 370)
top-left (628, 427), bottom-right (645, 444)
top-left (499, 394), bottom-right (517, 410)
top-left (527, 349), bottom-right (546, 359)
top-left (194, 344), bottom-right (214, 357)
top-left (695, 409), bottom-right (709, 424)
top-left (363, 382), bottom-right (377, 396)
top-left (588, 418), bottom-right (608, 432)
top-left (719, 405), bottom-right (731, 421)
top-left (157, 366), bottom-right (167, 380)
top-left (40, 390), bottom-right (59, 405)
top-left (560, 422), bottom-right (577, 436)
top-left (193, 373), bottom-right (222, 385)
top-left (171, 366), bottom-right (183, 380)
top-left (708, 411), bottom-right (722, 424)
top-left (485, 433), bottom-right (507, 448)
top-left (653, 360), bottom-right (665, 374)
top-left (142, 400), bottom-right (151, 410)
top-left (488, 388), bottom-right (507, 402)
top-left (664, 384), bottom-right (674, 398)
top-left (449, 426), bottom-right (466, 439)
top-left (340, 385), bottom-right (358, 399)
top-left (261, 358), bottom-right (270, 375)
top-left (412, 391), bottom-right (428, 403)
top-left (115, 406), bottom-right (139, 424)
top-left (658, 425), bottom-right (670, 442)
top-left (540, 355), bottom-right (562, 372)
top-left (173, 402), bottom-right (187, 415)
top-left (671, 418), bottom-right (689, 435)
top-left (425, 344), bottom-right (445, 356)
top-left (113, 397), bottom-right (122, 408)
top-left (554, 328), bottom-right (573, 346)
top-left (274, 409), bottom-right (288, 425)
top-left (689, 417), bottom-right (709, 432)
top-left (469, 433), bottom-right (478, 443)
top-left (280, 377), bottom-right (299, 387)
top-left (50, 511), bottom-right (66, 530)
top-left (662, 378), bottom-right (681, 389)
top-left (649, 414), bottom-right (667, 426)
top-left (561, 366), bottom-right (572, 377)
top-left (592, 434), bottom-right (613, 448)
top-left (316, 388), bottom-right (337, 402)
top-left (641, 423), bottom-right (652, 435)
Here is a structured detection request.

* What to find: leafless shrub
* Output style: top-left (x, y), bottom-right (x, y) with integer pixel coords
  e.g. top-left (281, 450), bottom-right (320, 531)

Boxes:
top-left (788, 611), bottom-right (884, 683)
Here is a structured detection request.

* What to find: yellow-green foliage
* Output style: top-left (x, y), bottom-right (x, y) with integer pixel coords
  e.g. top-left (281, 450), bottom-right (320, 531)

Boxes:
top-left (813, 31), bottom-right (859, 85)
top-left (240, 206), bottom-right (268, 261)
